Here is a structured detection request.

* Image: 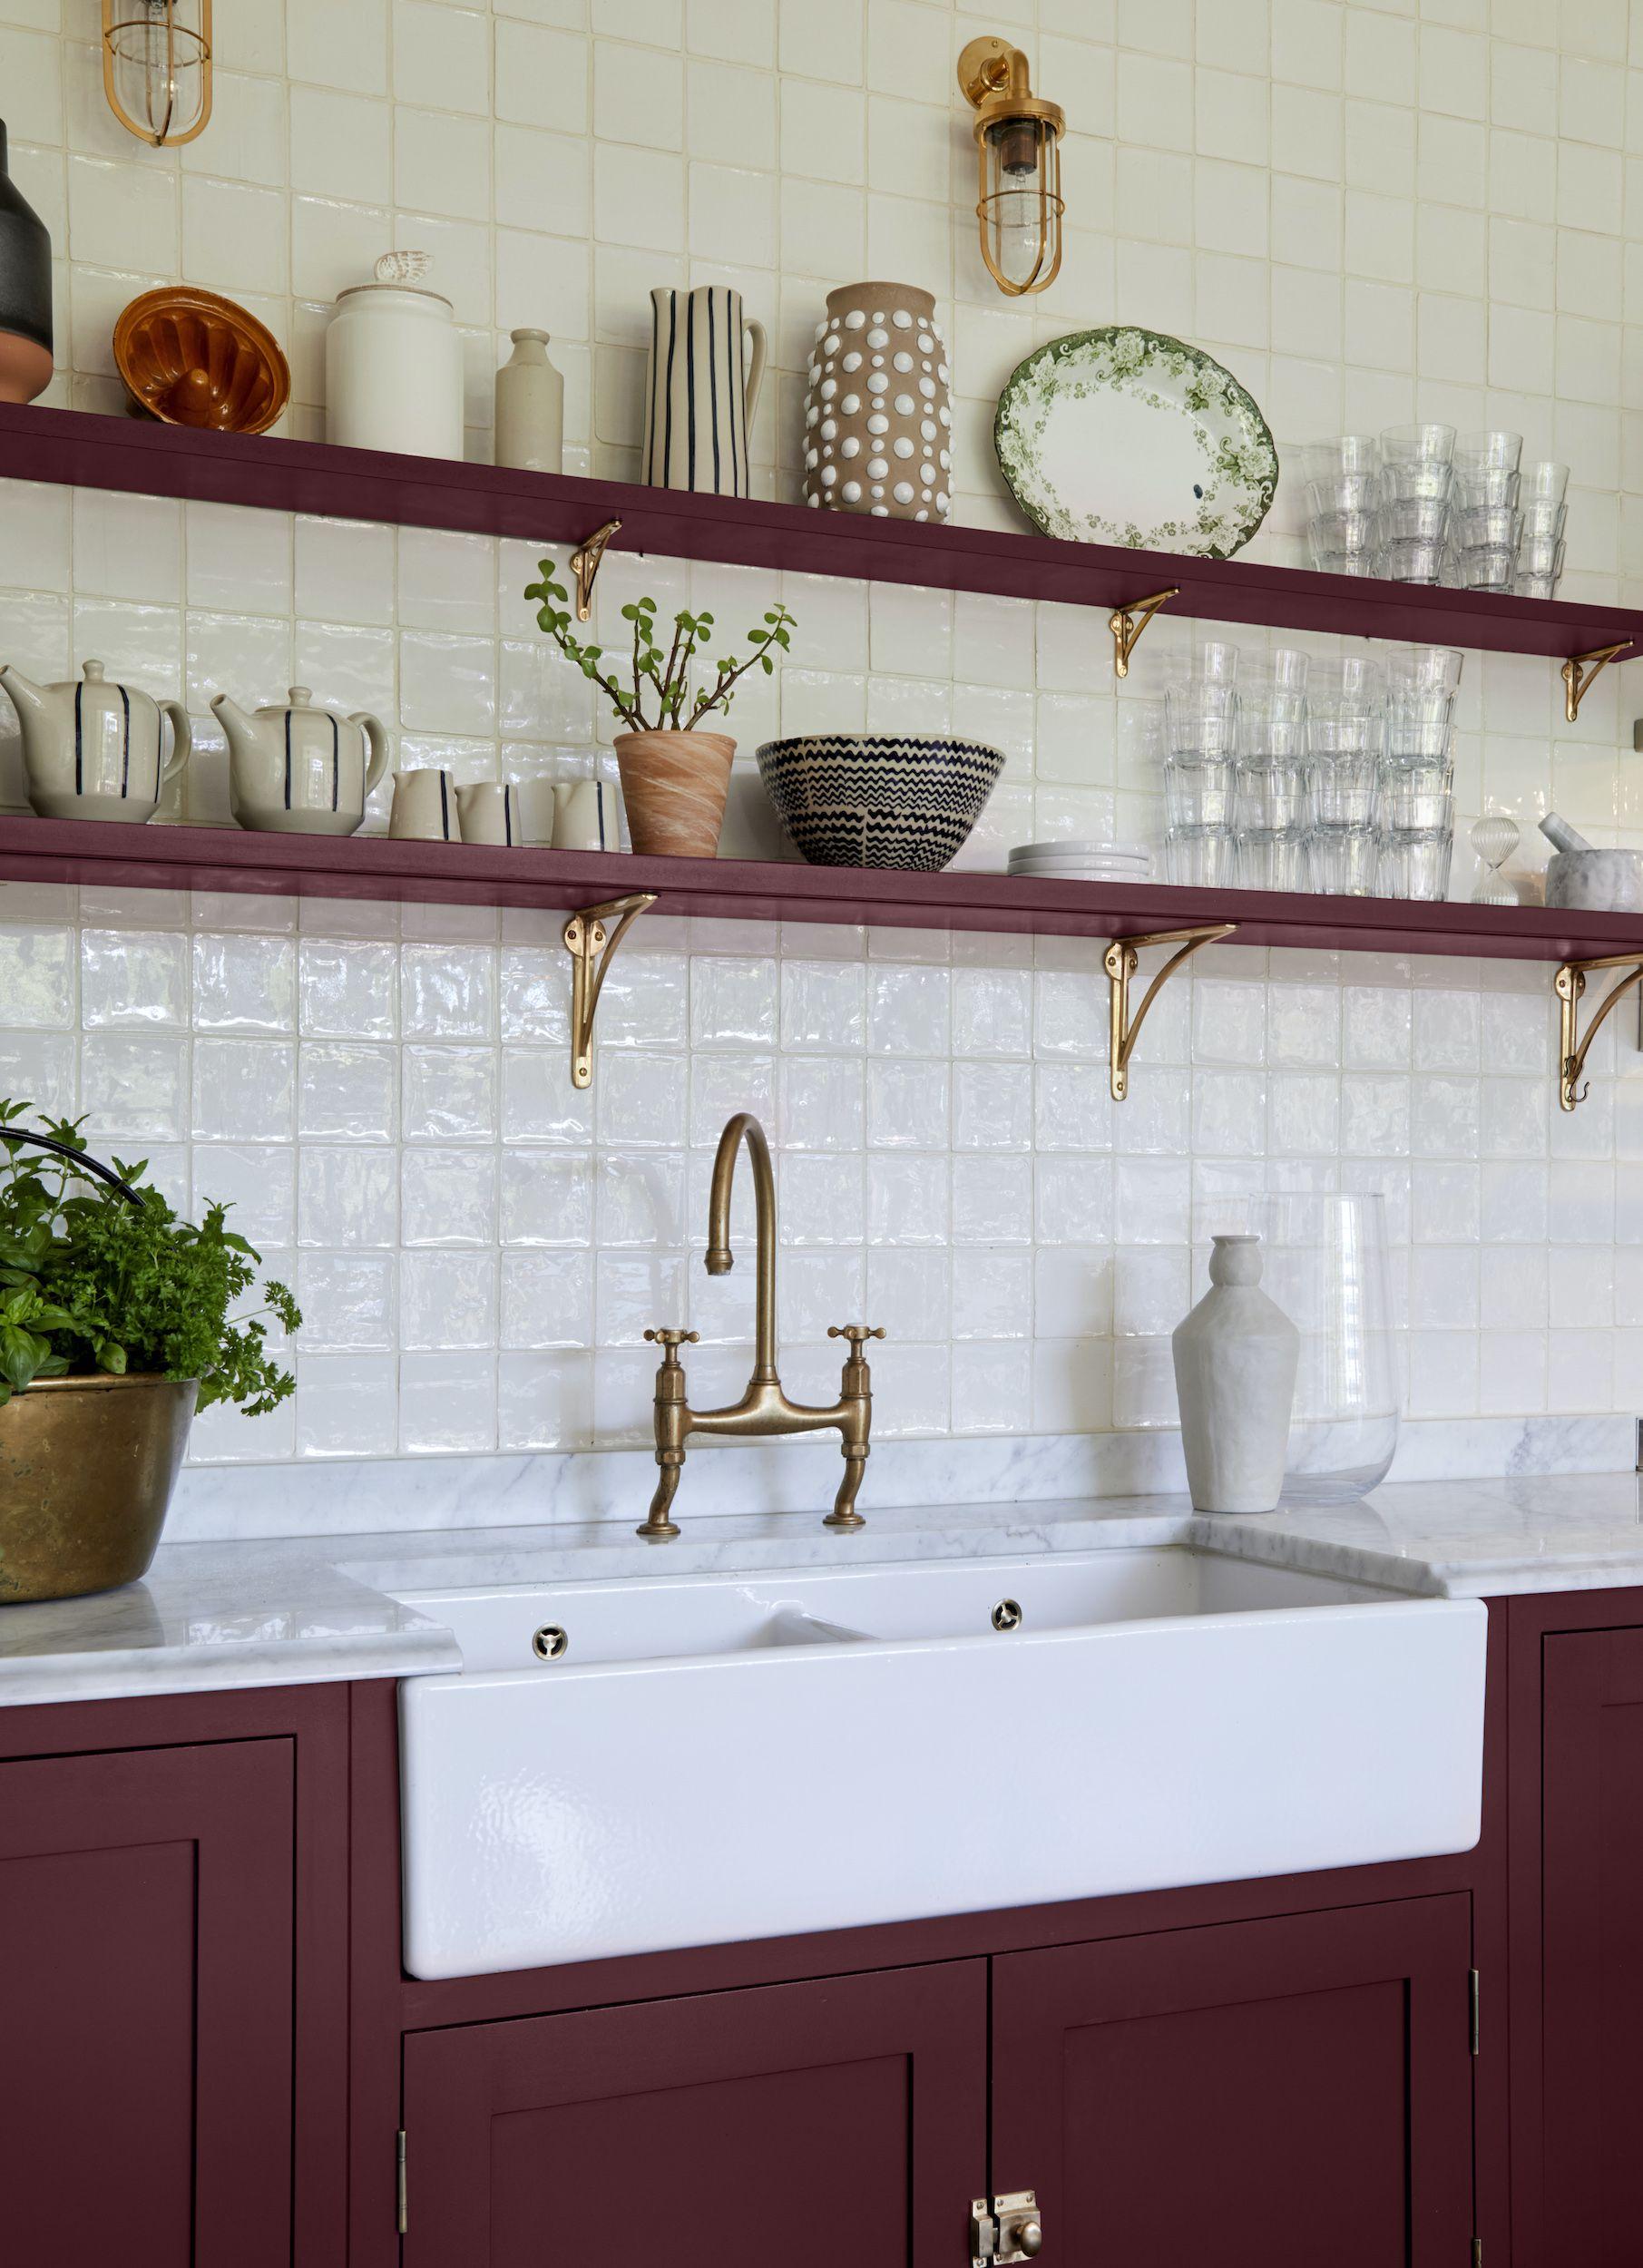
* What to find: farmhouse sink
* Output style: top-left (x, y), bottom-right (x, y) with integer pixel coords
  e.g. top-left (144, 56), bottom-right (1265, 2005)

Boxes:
top-left (391, 1547), bottom-right (1487, 1980)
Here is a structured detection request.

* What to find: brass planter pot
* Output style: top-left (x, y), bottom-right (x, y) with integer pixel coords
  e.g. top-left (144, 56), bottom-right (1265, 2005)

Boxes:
top-left (0, 1373), bottom-right (197, 1606)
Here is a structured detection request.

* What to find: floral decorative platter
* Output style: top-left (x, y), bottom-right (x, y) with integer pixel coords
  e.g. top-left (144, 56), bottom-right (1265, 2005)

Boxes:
top-left (994, 326), bottom-right (1278, 557)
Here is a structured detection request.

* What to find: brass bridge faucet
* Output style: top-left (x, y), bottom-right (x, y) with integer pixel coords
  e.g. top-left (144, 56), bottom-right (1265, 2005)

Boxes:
top-left (639, 1111), bottom-right (885, 1540)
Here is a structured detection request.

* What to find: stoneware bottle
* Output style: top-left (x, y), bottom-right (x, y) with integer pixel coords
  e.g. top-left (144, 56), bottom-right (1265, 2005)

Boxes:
top-left (1171, 1234), bottom-right (1300, 1515)
top-left (0, 120), bottom-right (53, 406)
top-left (494, 328), bottom-right (563, 474)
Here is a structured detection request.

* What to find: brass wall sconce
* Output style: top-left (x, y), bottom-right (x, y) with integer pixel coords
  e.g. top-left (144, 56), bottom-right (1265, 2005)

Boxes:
top-left (957, 36), bottom-right (1066, 298)
top-left (103, 0), bottom-right (212, 146)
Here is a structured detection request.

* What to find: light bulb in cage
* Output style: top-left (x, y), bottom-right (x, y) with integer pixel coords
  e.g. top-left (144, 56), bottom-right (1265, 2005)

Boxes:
top-left (957, 36), bottom-right (1066, 298)
top-left (103, 0), bottom-right (213, 148)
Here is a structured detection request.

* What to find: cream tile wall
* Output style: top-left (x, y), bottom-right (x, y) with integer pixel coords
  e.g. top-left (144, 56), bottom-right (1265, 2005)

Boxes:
top-left (1, 0), bottom-right (1642, 1476)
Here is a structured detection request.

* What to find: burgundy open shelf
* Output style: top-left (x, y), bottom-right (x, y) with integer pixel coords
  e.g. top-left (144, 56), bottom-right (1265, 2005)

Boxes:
top-left (4, 813), bottom-right (1640, 964)
top-left (2, 402), bottom-right (1640, 666)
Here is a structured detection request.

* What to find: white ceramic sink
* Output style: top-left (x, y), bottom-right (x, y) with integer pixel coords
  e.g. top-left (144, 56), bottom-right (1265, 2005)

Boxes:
top-left (392, 1547), bottom-right (1486, 1980)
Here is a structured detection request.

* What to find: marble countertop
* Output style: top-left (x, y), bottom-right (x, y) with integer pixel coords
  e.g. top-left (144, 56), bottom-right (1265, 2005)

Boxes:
top-left (7, 1471), bottom-right (1643, 1706)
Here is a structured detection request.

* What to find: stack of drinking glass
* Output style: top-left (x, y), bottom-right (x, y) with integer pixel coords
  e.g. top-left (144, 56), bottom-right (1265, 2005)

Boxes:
top-left (1162, 642), bottom-right (1462, 902)
top-left (1302, 428), bottom-right (1568, 597)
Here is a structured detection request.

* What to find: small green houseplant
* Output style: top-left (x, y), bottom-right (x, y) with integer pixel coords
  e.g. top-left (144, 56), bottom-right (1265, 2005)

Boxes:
top-left (523, 565), bottom-right (795, 856)
top-left (0, 1105), bottom-right (299, 1605)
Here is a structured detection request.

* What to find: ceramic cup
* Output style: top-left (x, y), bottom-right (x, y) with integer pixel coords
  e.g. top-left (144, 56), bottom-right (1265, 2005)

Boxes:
top-left (454, 781), bottom-right (523, 846)
top-left (551, 778), bottom-right (611, 852)
top-left (389, 767), bottom-right (460, 841)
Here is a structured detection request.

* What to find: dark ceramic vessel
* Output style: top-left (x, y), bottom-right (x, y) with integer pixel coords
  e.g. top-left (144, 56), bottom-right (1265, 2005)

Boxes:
top-left (0, 119), bottom-right (53, 405)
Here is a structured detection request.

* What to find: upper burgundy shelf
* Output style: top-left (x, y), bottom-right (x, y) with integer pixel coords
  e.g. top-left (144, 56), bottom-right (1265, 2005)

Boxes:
top-left (2, 403), bottom-right (1640, 666)
top-left (3, 814), bottom-right (1640, 966)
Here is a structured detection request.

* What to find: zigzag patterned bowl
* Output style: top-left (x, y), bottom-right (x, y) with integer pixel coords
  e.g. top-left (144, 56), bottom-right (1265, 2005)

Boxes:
top-left (754, 734), bottom-right (1006, 871)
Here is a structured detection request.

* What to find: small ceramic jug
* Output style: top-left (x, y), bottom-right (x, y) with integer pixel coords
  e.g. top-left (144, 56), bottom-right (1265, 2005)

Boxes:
top-left (642, 286), bottom-right (767, 497)
top-left (494, 328), bottom-right (563, 474)
top-left (551, 778), bottom-right (611, 852)
top-left (390, 767), bottom-right (460, 841)
top-left (211, 686), bottom-right (390, 836)
top-left (454, 781), bottom-right (522, 846)
top-left (0, 658), bottom-right (190, 823)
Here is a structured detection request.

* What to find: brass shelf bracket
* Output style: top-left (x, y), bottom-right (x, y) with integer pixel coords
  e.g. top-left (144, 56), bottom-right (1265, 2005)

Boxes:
top-left (1109, 587), bottom-right (1179, 679)
top-left (563, 892), bottom-right (656, 1088)
top-left (1561, 640), bottom-right (1630, 723)
top-left (1555, 950), bottom-right (1643, 1110)
top-left (1105, 923), bottom-right (1235, 1101)
top-left (569, 518), bottom-right (622, 621)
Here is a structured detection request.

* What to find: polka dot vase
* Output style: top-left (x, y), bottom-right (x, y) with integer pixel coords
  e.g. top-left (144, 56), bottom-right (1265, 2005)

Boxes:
top-left (802, 281), bottom-right (953, 523)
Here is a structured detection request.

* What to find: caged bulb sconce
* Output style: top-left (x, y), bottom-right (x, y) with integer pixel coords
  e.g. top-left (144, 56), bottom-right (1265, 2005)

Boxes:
top-left (102, 0), bottom-right (213, 148)
top-left (957, 35), bottom-right (1066, 298)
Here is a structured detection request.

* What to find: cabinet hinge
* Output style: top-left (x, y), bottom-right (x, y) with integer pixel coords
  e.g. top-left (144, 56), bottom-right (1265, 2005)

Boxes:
top-left (971, 2192), bottom-right (1042, 2264)
top-left (1470, 1967), bottom-right (1481, 2056)
top-left (396, 2130), bottom-right (407, 2236)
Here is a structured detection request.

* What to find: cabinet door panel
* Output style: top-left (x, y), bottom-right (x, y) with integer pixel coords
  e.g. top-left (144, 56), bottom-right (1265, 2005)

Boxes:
top-left (1541, 1627), bottom-right (1643, 2262)
top-left (993, 1896), bottom-right (1473, 2268)
top-left (0, 1741), bottom-right (294, 2268)
top-left (404, 1962), bottom-right (987, 2267)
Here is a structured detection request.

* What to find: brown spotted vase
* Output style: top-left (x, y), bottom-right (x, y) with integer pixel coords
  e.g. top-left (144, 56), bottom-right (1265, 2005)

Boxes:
top-left (801, 282), bottom-right (953, 523)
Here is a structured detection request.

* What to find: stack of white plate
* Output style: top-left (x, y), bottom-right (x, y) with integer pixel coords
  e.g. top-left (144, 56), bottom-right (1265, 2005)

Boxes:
top-left (1007, 839), bottom-right (1151, 883)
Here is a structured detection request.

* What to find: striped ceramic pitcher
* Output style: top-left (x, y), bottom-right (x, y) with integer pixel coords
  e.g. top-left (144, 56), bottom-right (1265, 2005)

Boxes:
top-left (641, 286), bottom-right (767, 497)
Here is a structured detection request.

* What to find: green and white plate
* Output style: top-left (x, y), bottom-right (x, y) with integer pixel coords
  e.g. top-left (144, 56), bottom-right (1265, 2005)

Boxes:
top-left (994, 326), bottom-right (1278, 557)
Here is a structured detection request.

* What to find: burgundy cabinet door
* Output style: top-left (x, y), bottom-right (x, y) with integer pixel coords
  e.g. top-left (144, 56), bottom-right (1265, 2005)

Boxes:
top-left (993, 1895), bottom-right (1474, 2268)
top-left (1540, 1626), bottom-right (1643, 2262)
top-left (0, 1739), bottom-right (295, 2268)
top-left (402, 1961), bottom-right (987, 2266)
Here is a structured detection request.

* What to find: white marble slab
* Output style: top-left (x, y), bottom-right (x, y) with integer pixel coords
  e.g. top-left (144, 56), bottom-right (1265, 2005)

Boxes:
top-left (10, 1471), bottom-right (1643, 1707)
top-left (0, 1541), bottom-right (459, 1706)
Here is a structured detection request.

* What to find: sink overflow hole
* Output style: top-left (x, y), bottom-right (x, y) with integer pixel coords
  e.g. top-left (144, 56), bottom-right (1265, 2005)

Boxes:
top-left (533, 1625), bottom-right (569, 1661)
top-left (992, 1598), bottom-right (1023, 1633)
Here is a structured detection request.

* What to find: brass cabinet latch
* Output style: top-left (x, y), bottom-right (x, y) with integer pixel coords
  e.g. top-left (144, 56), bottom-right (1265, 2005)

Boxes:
top-left (972, 2191), bottom-right (1043, 2264)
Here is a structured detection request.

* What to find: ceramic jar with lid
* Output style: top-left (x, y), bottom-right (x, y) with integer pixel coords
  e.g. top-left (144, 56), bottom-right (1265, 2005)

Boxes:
top-left (325, 252), bottom-right (464, 459)
top-left (802, 282), bottom-right (952, 523)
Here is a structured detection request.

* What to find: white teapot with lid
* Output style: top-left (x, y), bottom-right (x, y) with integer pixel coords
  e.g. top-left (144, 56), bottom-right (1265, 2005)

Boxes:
top-left (211, 685), bottom-right (391, 836)
top-left (0, 658), bottom-right (191, 823)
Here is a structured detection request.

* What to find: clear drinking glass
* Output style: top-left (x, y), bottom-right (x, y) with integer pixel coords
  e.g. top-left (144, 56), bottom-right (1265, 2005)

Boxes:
top-left (1453, 430), bottom-right (1521, 510)
top-left (1385, 690), bottom-right (1455, 759)
top-left (1523, 459), bottom-right (1570, 507)
top-left (1374, 498), bottom-right (1449, 582)
top-left (1387, 646), bottom-right (1464, 693)
top-left (1252, 1194), bottom-right (1401, 1502)
top-left (1379, 758), bottom-right (1453, 832)
top-left (1299, 435), bottom-right (1381, 484)
top-left (1307, 513), bottom-right (1376, 574)
top-left (1164, 752), bottom-right (1237, 831)
top-left (1165, 679), bottom-right (1238, 759)
top-left (1451, 503), bottom-right (1522, 591)
top-left (1380, 423), bottom-right (1456, 503)
top-left (1309, 828), bottom-right (1379, 894)
top-left (1378, 825), bottom-right (1454, 901)
top-left (1165, 827), bottom-right (1238, 887)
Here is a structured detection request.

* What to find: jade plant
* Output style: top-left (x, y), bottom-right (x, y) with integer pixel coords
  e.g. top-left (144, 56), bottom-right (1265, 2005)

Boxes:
top-left (0, 1102), bottom-right (299, 1414)
top-left (523, 563), bottom-right (796, 732)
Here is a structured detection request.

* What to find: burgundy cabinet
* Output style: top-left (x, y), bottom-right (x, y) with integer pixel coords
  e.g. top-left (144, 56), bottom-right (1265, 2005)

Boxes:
top-left (401, 1962), bottom-right (987, 2266)
top-left (0, 1738), bottom-right (296, 2267)
top-left (992, 1895), bottom-right (1476, 2267)
top-left (1535, 1624), bottom-right (1643, 2263)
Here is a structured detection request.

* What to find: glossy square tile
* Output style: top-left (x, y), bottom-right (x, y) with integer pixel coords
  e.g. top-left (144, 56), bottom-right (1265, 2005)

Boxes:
top-left (401, 1146), bottom-right (498, 1246)
top-left (298, 1041), bottom-right (397, 1140)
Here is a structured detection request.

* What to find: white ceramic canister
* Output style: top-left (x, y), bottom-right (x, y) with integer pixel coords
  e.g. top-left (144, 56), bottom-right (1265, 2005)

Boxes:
top-left (494, 328), bottom-right (564, 474)
top-left (326, 252), bottom-right (464, 459)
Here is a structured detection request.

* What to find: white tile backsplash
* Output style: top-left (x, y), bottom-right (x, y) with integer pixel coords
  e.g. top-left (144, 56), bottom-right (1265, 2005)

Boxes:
top-left (3, 0), bottom-right (1643, 1510)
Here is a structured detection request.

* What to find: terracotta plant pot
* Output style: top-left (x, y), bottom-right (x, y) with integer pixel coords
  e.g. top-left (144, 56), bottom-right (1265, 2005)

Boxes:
top-left (0, 1373), bottom-right (198, 1605)
top-left (612, 729), bottom-right (735, 858)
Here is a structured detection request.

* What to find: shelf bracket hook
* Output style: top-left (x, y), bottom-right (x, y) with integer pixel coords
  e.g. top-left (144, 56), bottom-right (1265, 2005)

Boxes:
top-left (1105, 923), bottom-right (1235, 1102)
top-left (1561, 640), bottom-right (1630, 723)
top-left (1109, 587), bottom-right (1180, 680)
top-left (563, 892), bottom-right (656, 1089)
top-left (1555, 951), bottom-right (1643, 1110)
top-left (569, 519), bottom-right (622, 622)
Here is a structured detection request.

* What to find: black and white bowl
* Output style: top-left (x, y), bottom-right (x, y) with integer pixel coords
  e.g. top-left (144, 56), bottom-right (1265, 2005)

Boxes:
top-left (754, 733), bottom-right (1006, 871)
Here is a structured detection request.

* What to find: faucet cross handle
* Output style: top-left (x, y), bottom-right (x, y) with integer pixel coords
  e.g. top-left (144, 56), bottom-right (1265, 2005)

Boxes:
top-left (644, 1327), bottom-right (699, 1364)
top-left (828, 1325), bottom-right (885, 1348)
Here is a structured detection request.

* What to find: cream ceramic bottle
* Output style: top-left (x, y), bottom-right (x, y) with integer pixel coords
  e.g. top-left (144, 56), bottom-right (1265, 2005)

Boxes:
top-left (494, 328), bottom-right (563, 473)
top-left (1171, 1234), bottom-right (1300, 1515)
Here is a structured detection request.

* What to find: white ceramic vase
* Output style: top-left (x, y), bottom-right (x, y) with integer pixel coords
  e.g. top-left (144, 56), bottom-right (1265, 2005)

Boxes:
top-left (1171, 1234), bottom-right (1299, 1515)
top-left (494, 328), bottom-right (563, 474)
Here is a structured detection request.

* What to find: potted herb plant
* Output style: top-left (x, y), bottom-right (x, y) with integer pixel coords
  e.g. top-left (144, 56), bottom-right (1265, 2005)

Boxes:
top-left (0, 1106), bottom-right (299, 1605)
top-left (523, 567), bottom-right (796, 856)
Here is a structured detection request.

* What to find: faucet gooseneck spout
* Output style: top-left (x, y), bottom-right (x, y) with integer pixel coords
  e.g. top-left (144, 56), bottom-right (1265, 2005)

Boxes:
top-left (638, 1111), bottom-right (885, 1541)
